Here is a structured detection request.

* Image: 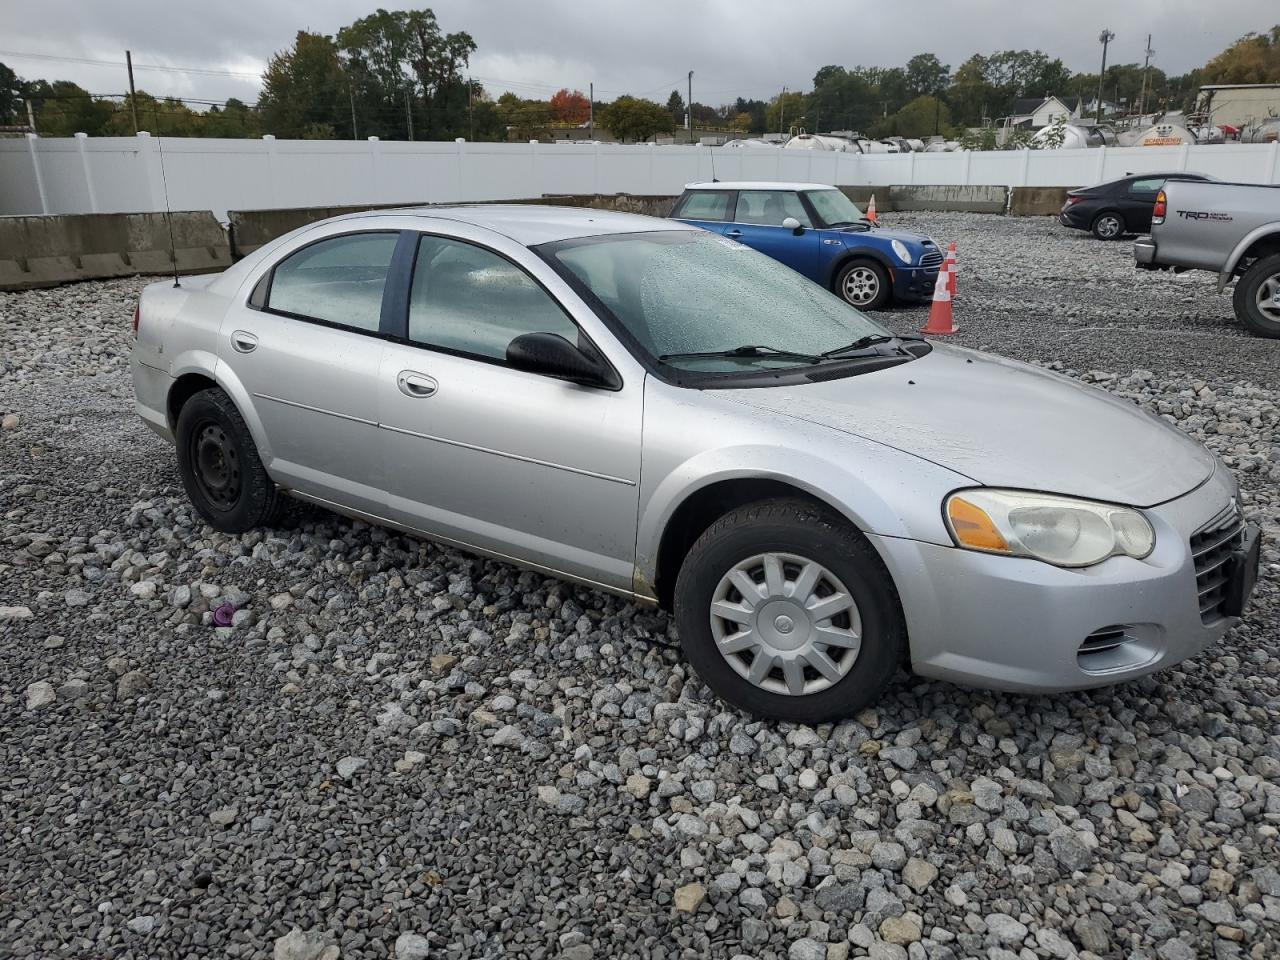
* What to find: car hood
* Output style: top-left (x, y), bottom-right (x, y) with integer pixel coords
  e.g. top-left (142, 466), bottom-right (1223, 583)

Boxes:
top-left (839, 226), bottom-right (929, 246)
top-left (721, 345), bottom-right (1215, 508)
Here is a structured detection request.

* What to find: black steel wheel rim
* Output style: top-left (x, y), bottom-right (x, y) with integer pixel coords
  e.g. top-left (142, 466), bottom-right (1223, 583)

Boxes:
top-left (191, 421), bottom-right (241, 510)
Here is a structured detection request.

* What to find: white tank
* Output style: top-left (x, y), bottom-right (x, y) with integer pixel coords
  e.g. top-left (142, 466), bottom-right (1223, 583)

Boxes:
top-left (783, 133), bottom-right (860, 153)
top-left (1132, 122), bottom-right (1197, 147)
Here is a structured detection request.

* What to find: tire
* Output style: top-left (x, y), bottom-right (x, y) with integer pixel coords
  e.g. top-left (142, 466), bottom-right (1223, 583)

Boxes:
top-left (175, 387), bottom-right (284, 533)
top-left (835, 259), bottom-right (891, 310)
top-left (1232, 252), bottom-right (1280, 339)
top-left (673, 498), bottom-right (905, 723)
top-left (1090, 211), bottom-right (1124, 241)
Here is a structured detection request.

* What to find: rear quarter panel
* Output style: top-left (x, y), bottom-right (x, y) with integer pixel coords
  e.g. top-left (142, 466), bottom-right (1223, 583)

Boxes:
top-left (1154, 181), bottom-right (1280, 272)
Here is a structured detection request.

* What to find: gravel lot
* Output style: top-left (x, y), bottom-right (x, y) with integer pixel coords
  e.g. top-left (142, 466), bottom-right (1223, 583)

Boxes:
top-left (2, 212), bottom-right (1278, 960)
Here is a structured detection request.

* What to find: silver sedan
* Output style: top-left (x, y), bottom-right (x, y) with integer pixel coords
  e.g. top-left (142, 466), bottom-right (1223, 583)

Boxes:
top-left (131, 205), bottom-right (1261, 722)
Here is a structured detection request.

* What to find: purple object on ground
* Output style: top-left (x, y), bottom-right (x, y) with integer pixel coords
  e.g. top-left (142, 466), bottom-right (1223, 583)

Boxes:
top-left (212, 602), bottom-right (236, 627)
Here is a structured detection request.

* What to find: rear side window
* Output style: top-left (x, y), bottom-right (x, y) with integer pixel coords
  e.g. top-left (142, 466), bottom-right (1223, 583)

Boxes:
top-left (267, 232), bottom-right (398, 332)
top-left (408, 235), bottom-right (579, 362)
top-left (674, 191), bottom-right (733, 221)
top-left (1128, 177), bottom-right (1166, 196)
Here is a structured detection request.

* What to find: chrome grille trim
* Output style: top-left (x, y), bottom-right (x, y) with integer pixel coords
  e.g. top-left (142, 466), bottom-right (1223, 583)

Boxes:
top-left (1190, 503), bottom-right (1245, 624)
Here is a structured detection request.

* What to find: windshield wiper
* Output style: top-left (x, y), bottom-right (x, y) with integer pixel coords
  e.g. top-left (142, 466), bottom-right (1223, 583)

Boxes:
top-left (659, 344), bottom-right (822, 364)
top-left (819, 334), bottom-right (922, 358)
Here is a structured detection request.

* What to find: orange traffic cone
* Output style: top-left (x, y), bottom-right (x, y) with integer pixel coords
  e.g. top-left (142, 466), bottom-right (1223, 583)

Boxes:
top-left (920, 265), bottom-right (956, 336)
top-left (946, 241), bottom-right (958, 298)
top-left (866, 194), bottom-right (878, 223)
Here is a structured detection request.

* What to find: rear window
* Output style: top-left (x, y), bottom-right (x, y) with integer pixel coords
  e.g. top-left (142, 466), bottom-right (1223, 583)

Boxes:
top-left (1128, 177), bottom-right (1166, 196)
top-left (674, 191), bottom-right (732, 221)
top-left (267, 232), bottom-right (398, 332)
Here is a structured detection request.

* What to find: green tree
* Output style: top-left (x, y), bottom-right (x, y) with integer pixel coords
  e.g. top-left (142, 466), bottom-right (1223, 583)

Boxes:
top-left (259, 31), bottom-right (348, 138)
top-left (666, 89), bottom-right (685, 125)
top-left (765, 89), bottom-right (809, 133)
top-left (599, 95), bottom-right (672, 142)
top-left (872, 95), bottom-right (952, 139)
top-left (1202, 25), bottom-right (1280, 83)
top-left (0, 61), bottom-right (25, 126)
top-left (905, 54), bottom-right (950, 97)
top-left (28, 80), bottom-right (112, 135)
top-left (497, 93), bottom-right (553, 140)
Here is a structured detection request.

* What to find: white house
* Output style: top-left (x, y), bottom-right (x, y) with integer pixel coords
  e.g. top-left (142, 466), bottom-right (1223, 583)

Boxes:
top-left (1006, 96), bottom-right (1081, 130)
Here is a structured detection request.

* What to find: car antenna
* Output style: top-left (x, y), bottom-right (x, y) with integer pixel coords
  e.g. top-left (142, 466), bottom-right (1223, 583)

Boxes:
top-left (709, 143), bottom-right (718, 182)
top-left (155, 134), bottom-right (180, 288)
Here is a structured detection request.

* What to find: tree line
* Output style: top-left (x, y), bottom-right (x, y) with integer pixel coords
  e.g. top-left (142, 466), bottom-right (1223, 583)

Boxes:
top-left (1, 15), bottom-right (1277, 142)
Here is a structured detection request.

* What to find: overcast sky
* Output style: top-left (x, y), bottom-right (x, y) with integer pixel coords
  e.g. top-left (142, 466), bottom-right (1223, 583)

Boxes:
top-left (1, 0), bottom-right (1274, 107)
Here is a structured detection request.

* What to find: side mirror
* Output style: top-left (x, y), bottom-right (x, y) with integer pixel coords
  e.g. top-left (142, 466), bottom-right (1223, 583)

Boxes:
top-left (506, 332), bottom-right (617, 389)
top-left (781, 216), bottom-right (804, 235)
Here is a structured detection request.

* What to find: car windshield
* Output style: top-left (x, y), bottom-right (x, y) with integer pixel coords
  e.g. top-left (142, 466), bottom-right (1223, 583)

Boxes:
top-left (542, 230), bottom-right (892, 373)
top-left (803, 189), bottom-right (866, 227)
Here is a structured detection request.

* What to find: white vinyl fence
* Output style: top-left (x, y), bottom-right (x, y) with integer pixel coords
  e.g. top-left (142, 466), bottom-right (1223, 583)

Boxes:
top-left (4, 132), bottom-right (1280, 220)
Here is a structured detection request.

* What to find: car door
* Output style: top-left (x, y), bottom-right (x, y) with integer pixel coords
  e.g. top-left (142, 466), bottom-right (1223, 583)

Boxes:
top-left (219, 229), bottom-right (403, 516)
top-left (727, 189), bottom-right (820, 277)
top-left (671, 189), bottom-right (736, 235)
top-left (1122, 177), bottom-right (1167, 232)
top-left (377, 230), bottom-right (643, 591)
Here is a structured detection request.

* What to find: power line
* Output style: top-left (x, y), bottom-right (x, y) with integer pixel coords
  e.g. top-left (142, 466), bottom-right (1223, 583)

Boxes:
top-left (0, 49), bottom-right (262, 79)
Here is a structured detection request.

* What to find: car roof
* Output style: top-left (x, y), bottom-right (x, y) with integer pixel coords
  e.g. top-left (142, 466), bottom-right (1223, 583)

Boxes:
top-left (324, 203), bottom-right (698, 246)
top-left (684, 181), bottom-right (836, 192)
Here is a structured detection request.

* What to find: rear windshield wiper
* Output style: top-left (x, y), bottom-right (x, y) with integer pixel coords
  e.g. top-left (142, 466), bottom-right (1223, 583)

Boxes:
top-left (659, 344), bottom-right (822, 364)
top-left (820, 334), bottom-right (922, 358)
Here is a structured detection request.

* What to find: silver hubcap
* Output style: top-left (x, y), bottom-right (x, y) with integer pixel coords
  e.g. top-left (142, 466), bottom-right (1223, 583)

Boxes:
top-left (1096, 216), bottom-right (1121, 238)
top-left (842, 267), bottom-right (879, 305)
top-left (709, 552), bottom-right (862, 697)
top-left (1256, 273), bottom-right (1280, 320)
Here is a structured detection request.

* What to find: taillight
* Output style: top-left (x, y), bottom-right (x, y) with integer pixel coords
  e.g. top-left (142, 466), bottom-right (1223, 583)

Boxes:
top-left (1065, 196), bottom-right (1082, 206)
top-left (133, 303), bottom-right (140, 335)
top-left (1152, 190), bottom-right (1166, 225)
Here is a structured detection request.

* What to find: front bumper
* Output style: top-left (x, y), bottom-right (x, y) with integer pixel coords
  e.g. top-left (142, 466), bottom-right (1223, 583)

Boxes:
top-left (870, 466), bottom-right (1248, 693)
top-left (892, 265), bottom-right (940, 301)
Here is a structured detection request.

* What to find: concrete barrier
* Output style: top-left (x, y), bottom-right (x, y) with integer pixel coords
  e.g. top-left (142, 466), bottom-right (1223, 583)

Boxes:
top-left (889, 185), bottom-right (1008, 214)
top-left (0, 212), bottom-right (229, 290)
top-left (1009, 186), bottom-right (1075, 216)
top-left (227, 194), bottom-right (678, 260)
top-left (838, 186), bottom-right (896, 211)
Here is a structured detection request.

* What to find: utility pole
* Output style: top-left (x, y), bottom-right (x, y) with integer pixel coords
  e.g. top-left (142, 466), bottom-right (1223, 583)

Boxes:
top-left (349, 87), bottom-right (358, 139)
top-left (588, 82), bottom-right (594, 139)
top-left (405, 86), bottom-right (414, 141)
top-left (1138, 35), bottom-right (1154, 120)
top-left (467, 77), bottom-right (474, 141)
top-left (687, 70), bottom-right (694, 143)
top-left (780, 86), bottom-right (787, 135)
top-left (126, 49), bottom-right (139, 134)
top-left (1096, 29), bottom-right (1115, 123)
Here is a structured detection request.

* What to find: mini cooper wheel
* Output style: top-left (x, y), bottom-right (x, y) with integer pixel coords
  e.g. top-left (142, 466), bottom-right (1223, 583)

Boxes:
top-left (674, 498), bottom-right (905, 722)
top-left (835, 259), bottom-right (891, 310)
top-left (175, 387), bottom-right (283, 532)
top-left (1091, 212), bottom-right (1124, 240)
top-left (1232, 252), bottom-right (1280, 339)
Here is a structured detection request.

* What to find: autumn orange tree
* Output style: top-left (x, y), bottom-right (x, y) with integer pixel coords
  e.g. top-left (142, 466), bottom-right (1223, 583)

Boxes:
top-left (550, 88), bottom-right (590, 124)
top-left (1202, 26), bottom-right (1280, 84)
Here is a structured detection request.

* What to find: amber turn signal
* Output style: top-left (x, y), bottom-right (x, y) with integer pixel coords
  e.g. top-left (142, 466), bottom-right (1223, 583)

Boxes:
top-left (946, 496), bottom-right (1010, 552)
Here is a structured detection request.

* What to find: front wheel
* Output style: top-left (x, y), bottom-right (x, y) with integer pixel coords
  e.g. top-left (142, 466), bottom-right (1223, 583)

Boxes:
top-left (1232, 252), bottom-right (1280, 338)
top-left (673, 499), bottom-right (905, 723)
top-left (835, 259), bottom-right (891, 310)
top-left (175, 387), bottom-right (284, 532)
top-left (1091, 212), bottom-right (1124, 240)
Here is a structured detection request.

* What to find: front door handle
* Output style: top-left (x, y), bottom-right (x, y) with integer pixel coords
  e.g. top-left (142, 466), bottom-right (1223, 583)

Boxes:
top-left (397, 370), bottom-right (438, 398)
top-left (231, 330), bottom-right (258, 354)
top-left (724, 229), bottom-right (743, 238)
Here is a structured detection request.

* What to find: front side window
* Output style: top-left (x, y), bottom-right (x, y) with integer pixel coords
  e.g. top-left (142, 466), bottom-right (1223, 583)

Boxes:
top-left (545, 230), bottom-right (892, 375)
top-left (408, 235), bottom-right (579, 361)
top-left (803, 189), bottom-right (866, 228)
top-left (674, 191), bottom-right (733, 221)
top-left (267, 232), bottom-right (398, 332)
top-left (734, 190), bottom-right (812, 227)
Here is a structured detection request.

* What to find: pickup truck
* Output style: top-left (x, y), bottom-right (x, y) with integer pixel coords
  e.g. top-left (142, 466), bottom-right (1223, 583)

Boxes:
top-left (1133, 180), bottom-right (1280, 338)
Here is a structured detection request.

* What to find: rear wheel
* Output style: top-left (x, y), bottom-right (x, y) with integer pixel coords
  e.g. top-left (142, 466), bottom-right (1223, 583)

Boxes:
top-left (175, 387), bottom-right (284, 532)
top-left (1232, 253), bottom-right (1280, 338)
top-left (1091, 211), bottom-right (1124, 240)
top-left (673, 498), bottom-right (905, 723)
top-left (835, 259), bottom-right (891, 310)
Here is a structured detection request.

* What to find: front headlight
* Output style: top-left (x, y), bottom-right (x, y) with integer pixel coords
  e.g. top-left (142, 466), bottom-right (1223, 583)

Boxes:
top-left (944, 489), bottom-right (1155, 568)
top-left (890, 239), bottom-right (913, 264)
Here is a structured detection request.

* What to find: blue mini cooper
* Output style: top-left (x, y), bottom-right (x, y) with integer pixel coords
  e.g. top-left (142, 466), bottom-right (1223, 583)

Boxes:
top-left (671, 181), bottom-right (942, 309)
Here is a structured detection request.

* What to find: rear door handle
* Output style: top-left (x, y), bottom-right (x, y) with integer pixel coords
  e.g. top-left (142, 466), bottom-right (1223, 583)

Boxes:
top-left (230, 330), bottom-right (258, 353)
top-left (397, 370), bottom-right (438, 398)
top-left (724, 229), bottom-right (743, 238)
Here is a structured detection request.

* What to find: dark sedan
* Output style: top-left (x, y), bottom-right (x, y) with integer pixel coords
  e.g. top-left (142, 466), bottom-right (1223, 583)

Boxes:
top-left (1060, 172), bottom-right (1213, 240)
